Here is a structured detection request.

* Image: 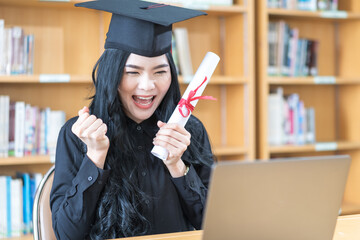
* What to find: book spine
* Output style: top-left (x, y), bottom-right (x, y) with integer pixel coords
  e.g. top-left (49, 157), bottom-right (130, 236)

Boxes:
top-left (8, 102), bottom-right (16, 157)
top-left (173, 28), bottom-right (193, 82)
top-left (0, 96), bottom-right (4, 157)
top-left (6, 176), bottom-right (11, 237)
top-left (0, 176), bottom-right (7, 238)
top-left (4, 96), bottom-right (10, 158)
top-left (0, 19), bottom-right (4, 75)
top-left (14, 101), bottom-right (25, 157)
top-left (22, 173), bottom-right (31, 234)
top-left (11, 179), bottom-right (22, 237)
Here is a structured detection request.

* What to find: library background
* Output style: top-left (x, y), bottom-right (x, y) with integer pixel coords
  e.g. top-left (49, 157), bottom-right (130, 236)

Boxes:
top-left (0, 0), bottom-right (359, 239)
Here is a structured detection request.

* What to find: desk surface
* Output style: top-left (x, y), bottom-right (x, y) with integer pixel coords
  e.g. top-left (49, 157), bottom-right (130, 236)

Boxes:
top-left (120, 214), bottom-right (360, 240)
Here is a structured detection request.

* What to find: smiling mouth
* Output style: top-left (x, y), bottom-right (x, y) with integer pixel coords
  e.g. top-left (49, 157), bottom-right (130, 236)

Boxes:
top-left (133, 96), bottom-right (155, 106)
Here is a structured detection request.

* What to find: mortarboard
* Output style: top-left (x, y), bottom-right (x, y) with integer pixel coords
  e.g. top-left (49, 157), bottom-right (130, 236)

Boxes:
top-left (75, 0), bottom-right (207, 57)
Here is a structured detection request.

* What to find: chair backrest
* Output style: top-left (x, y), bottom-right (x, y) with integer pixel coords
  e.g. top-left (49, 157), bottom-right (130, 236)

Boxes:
top-left (33, 165), bottom-right (56, 240)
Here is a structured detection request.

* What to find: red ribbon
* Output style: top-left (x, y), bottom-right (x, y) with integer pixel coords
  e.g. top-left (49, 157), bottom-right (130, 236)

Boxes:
top-left (178, 76), bottom-right (216, 118)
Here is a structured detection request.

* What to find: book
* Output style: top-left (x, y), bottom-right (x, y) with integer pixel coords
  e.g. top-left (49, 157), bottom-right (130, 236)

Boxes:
top-left (268, 21), bottom-right (278, 75)
top-left (0, 19), bottom-right (4, 75)
top-left (268, 87), bottom-right (284, 145)
top-left (281, 23), bottom-right (291, 76)
top-left (25, 34), bottom-right (35, 75)
top-left (14, 101), bottom-right (26, 157)
top-left (16, 172), bottom-right (31, 234)
top-left (0, 96), bottom-right (5, 157)
top-left (24, 104), bottom-right (40, 156)
top-left (11, 26), bottom-right (25, 74)
top-left (0, 176), bottom-right (9, 238)
top-left (0, 95), bottom-right (10, 157)
top-left (288, 28), bottom-right (299, 76)
top-left (309, 40), bottom-right (319, 76)
top-left (287, 93), bottom-right (300, 144)
top-left (306, 107), bottom-right (316, 143)
top-left (4, 28), bottom-right (12, 75)
top-left (11, 178), bottom-right (23, 237)
top-left (298, 0), bottom-right (317, 11)
top-left (8, 102), bottom-right (16, 157)
top-left (171, 32), bottom-right (180, 75)
top-left (173, 28), bottom-right (193, 83)
top-left (317, 0), bottom-right (331, 11)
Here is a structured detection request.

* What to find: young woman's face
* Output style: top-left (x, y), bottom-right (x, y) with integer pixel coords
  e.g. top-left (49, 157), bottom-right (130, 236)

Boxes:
top-left (118, 53), bottom-right (171, 123)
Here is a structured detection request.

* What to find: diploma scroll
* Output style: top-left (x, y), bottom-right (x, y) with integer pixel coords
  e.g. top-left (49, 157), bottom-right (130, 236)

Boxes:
top-left (151, 51), bottom-right (220, 161)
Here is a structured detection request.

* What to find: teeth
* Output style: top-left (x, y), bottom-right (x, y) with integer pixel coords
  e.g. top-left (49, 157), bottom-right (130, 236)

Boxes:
top-left (137, 96), bottom-right (153, 100)
top-left (134, 96), bottom-right (154, 106)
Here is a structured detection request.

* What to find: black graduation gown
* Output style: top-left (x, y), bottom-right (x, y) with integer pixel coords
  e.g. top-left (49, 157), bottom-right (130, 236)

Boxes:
top-left (50, 114), bottom-right (214, 239)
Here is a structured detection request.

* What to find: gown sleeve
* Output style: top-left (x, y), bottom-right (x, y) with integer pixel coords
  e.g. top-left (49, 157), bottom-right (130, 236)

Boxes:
top-left (50, 117), bottom-right (110, 240)
top-left (170, 116), bottom-right (214, 230)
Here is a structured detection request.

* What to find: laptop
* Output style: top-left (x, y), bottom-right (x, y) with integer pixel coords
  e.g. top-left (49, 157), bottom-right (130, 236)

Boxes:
top-left (201, 155), bottom-right (351, 240)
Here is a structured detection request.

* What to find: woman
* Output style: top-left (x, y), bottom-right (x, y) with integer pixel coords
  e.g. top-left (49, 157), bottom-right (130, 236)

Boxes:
top-left (50, 1), bottom-right (214, 239)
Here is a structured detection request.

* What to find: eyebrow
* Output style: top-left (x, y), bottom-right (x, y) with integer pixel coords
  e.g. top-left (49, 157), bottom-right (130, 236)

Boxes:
top-left (125, 63), bottom-right (169, 70)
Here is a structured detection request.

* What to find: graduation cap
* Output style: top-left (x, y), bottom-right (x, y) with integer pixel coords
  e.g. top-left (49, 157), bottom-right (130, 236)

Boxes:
top-left (75, 0), bottom-right (207, 57)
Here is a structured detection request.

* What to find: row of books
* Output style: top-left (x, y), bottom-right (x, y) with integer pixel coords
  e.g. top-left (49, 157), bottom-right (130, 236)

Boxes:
top-left (0, 20), bottom-right (35, 75)
top-left (268, 20), bottom-right (319, 77)
top-left (268, 87), bottom-right (316, 146)
top-left (0, 95), bottom-right (65, 161)
top-left (267, 0), bottom-right (338, 11)
top-left (0, 172), bottom-right (43, 238)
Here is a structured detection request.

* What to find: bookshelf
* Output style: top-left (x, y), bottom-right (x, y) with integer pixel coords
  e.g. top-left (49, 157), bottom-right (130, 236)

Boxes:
top-left (0, 0), bottom-right (254, 238)
top-left (256, 0), bottom-right (360, 215)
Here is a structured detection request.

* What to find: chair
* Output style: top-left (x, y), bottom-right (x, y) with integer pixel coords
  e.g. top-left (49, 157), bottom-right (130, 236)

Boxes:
top-left (33, 165), bottom-right (56, 240)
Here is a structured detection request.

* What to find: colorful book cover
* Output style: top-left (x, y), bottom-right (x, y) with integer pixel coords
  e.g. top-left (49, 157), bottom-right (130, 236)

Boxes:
top-left (16, 172), bottom-right (31, 234)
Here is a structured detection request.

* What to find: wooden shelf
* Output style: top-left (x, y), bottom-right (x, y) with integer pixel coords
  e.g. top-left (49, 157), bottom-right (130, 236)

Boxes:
top-left (203, 4), bottom-right (248, 16)
top-left (0, 155), bottom-right (52, 166)
top-left (268, 8), bottom-right (360, 20)
top-left (269, 141), bottom-right (360, 154)
top-left (7, 234), bottom-right (33, 240)
top-left (341, 201), bottom-right (360, 215)
top-left (213, 145), bottom-right (247, 156)
top-left (268, 76), bottom-right (360, 85)
top-left (257, 0), bottom-right (360, 214)
top-left (0, 74), bottom-right (92, 83)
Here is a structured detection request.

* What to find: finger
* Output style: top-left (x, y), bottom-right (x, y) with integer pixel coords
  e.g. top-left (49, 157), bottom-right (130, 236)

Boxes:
top-left (78, 106), bottom-right (89, 116)
top-left (154, 133), bottom-right (189, 150)
top-left (158, 122), bottom-right (190, 137)
top-left (156, 125), bottom-right (191, 144)
top-left (156, 129), bottom-right (190, 147)
top-left (77, 115), bottom-right (97, 137)
top-left (154, 138), bottom-right (187, 159)
top-left (91, 123), bottom-right (108, 139)
top-left (73, 108), bottom-right (90, 130)
top-left (157, 120), bottom-right (165, 127)
top-left (82, 118), bottom-right (104, 137)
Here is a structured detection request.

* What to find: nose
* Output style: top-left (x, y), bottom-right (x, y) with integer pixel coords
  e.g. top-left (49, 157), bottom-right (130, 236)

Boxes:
top-left (138, 75), bottom-right (155, 91)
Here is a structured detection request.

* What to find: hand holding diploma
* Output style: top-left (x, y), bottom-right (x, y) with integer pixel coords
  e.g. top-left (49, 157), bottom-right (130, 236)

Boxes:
top-left (152, 52), bottom-right (220, 161)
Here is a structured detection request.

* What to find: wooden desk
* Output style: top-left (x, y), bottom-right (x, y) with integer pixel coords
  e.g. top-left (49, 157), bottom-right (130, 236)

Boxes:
top-left (120, 214), bottom-right (360, 240)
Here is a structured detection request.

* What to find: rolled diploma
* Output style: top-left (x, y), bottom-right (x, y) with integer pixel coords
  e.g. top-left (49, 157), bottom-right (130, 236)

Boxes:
top-left (151, 51), bottom-right (220, 161)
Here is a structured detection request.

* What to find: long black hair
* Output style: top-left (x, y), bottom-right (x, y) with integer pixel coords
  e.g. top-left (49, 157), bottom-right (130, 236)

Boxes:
top-left (87, 48), bottom-right (213, 239)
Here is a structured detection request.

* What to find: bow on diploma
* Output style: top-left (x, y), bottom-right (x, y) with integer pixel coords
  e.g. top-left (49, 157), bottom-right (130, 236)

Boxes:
top-left (178, 76), bottom-right (216, 117)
